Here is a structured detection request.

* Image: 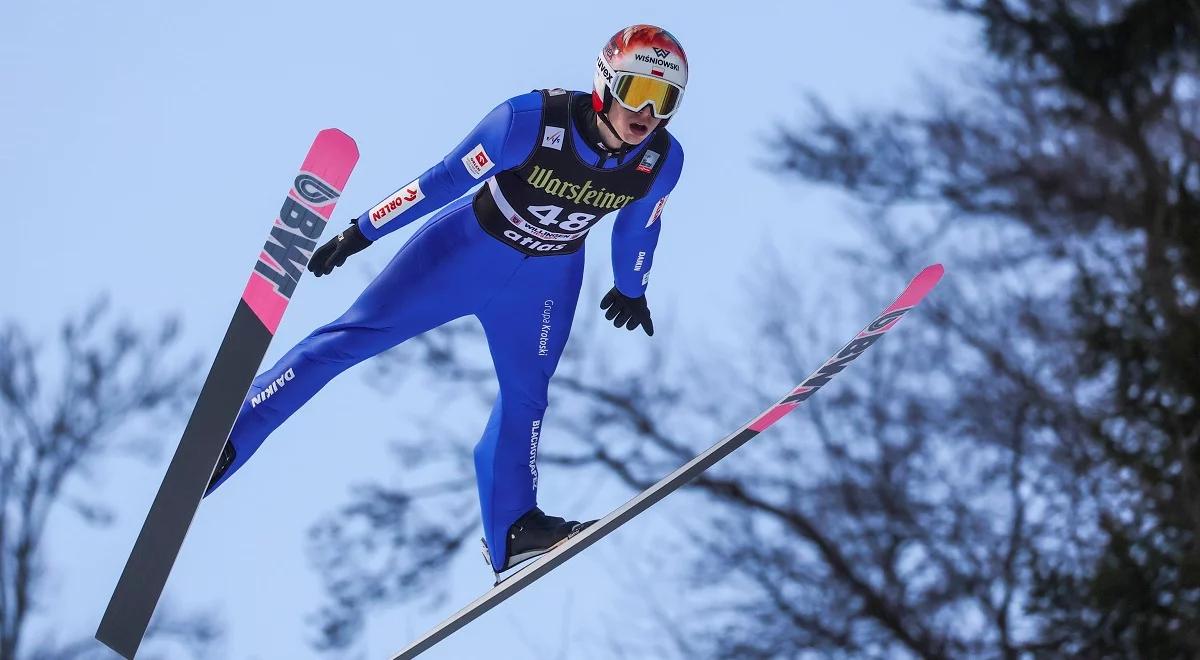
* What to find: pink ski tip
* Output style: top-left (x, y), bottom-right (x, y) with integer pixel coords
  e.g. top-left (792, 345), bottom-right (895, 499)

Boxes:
top-left (242, 129), bottom-right (361, 334)
top-left (913, 263), bottom-right (944, 288)
top-left (306, 129), bottom-right (360, 181)
top-left (315, 128), bottom-right (359, 156)
top-left (892, 264), bottom-right (945, 309)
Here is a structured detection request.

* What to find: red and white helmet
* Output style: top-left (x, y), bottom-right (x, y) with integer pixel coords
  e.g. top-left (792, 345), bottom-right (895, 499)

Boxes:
top-left (592, 25), bottom-right (688, 120)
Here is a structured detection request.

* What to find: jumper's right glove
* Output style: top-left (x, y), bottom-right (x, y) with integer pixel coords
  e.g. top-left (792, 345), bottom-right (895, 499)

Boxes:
top-left (600, 286), bottom-right (654, 336)
top-left (308, 220), bottom-right (372, 277)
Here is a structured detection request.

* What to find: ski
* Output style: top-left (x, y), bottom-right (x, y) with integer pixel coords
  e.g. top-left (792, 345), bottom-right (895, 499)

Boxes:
top-left (95, 129), bottom-right (359, 659)
top-left (389, 264), bottom-right (945, 660)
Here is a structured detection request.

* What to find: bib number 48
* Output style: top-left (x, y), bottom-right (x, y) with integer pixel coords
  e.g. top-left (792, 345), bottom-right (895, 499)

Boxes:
top-left (527, 205), bottom-right (595, 232)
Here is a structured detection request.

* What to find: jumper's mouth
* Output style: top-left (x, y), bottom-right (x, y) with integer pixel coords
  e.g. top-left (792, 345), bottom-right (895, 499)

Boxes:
top-left (629, 121), bottom-right (649, 137)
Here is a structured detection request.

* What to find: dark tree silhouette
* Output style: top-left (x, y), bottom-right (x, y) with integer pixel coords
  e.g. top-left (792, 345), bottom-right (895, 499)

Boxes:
top-left (305, 1), bottom-right (1199, 658)
top-left (0, 299), bottom-right (219, 659)
top-left (772, 0), bottom-right (1200, 656)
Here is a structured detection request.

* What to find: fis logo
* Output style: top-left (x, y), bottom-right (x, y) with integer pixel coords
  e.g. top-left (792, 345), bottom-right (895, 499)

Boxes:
top-left (253, 172), bottom-right (339, 300)
top-left (542, 126), bottom-right (565, 151)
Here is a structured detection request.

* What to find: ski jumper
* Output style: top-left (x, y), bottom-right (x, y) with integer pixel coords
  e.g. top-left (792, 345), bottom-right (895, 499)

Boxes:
top-left (205, 90), bottom-right (684, 570)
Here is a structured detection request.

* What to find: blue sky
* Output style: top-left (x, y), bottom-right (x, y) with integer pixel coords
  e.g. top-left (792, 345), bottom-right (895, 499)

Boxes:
top-left (3, 2), bottom-right (971, 658)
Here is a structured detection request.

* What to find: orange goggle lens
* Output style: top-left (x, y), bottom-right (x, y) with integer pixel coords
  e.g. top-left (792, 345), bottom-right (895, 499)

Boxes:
top-left (611, 73), bottom-right (682, 118)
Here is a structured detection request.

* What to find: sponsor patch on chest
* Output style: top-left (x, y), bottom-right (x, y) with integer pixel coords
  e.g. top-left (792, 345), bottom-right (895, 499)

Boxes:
top-left (636, 149), bottom-right (660, 174)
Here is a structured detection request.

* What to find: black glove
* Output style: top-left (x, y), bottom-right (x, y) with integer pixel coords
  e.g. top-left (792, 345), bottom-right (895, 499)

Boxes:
top-left (308, 220), bottom-right (372, 277)
top-left (600, 287), bottom-right (654, 336)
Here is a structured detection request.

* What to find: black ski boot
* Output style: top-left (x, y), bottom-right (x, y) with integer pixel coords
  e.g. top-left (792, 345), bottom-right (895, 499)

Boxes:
top-left (481, 507), bottom-right (594, 581)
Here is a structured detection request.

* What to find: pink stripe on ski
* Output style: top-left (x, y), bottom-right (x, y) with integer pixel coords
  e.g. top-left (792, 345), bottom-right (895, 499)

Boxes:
top-left (258, 249), bottom-right (284, 274)
top-left (242, 129), bottom-right (360, 334)
top-left (243, 274), bottom-right (289, 333)
top-left (748, 401), bottom-right (799, 432)
top-left (746, 264), bottom-right (944, 433)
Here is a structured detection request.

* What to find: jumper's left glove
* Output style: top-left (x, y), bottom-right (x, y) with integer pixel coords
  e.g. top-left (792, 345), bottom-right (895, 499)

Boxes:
top-left (308, 220), bottom-right (372, 277)
top-left (600, 286), bottom-right (654, 336)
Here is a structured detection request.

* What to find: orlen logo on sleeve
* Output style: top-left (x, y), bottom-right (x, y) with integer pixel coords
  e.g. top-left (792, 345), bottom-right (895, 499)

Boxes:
top-left (462, 144), bottom-right (495, 179)
top-left (368, 179), bottom-right (425, 228)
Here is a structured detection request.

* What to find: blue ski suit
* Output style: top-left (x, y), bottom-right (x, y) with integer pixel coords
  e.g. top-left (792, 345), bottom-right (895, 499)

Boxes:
top-left (206, 89), bottom-right (683, 570)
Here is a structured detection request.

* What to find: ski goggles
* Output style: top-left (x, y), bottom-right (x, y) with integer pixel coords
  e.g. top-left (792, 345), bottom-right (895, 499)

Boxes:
top-left (611, 72), bottom-right (683, 119)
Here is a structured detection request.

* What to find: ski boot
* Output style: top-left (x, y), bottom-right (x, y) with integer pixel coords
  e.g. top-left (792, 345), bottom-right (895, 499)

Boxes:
top-left (481, 507), bottom-right (594, 584)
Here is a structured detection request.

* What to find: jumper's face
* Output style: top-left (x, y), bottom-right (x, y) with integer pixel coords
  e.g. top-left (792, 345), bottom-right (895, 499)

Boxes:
top-left (603, 101), bottom-right (662, 145)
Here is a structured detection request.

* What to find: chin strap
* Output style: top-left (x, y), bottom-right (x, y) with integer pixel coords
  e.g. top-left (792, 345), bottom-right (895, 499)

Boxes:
top-left (582, 91), bottom-right (639, 166)
top-left (593, 109), bottom-right (638, 166)
top-left (596, 110), bottom-right (632, 149)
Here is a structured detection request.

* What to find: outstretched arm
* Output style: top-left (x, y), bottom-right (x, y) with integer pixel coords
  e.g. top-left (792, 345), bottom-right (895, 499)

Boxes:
top-left (355, 93), bottom-right (543, 241)
top-left (308, 92), bottom-right (543, 275)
